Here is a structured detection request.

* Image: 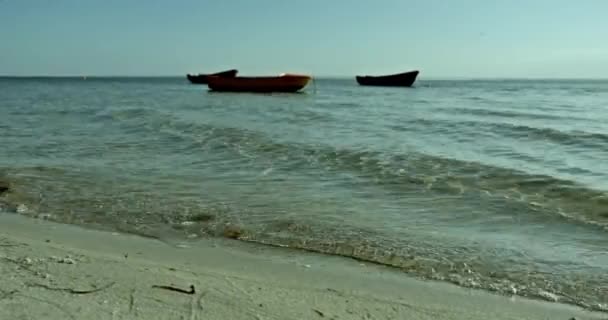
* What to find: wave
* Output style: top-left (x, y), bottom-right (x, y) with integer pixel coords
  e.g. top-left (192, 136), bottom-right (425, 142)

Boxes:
top-left (438, 106), bottom-right (584, 122)
top-left (394, 115), bottom-right (608, 151)
top-left (94, 109), bottom-right (608, 230)
top-left (486, 122), bottom-right (608, 151)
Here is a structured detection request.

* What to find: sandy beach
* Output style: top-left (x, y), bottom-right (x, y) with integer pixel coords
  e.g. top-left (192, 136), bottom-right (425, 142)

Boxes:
top-left (0, 212), bottom-right (604, 320)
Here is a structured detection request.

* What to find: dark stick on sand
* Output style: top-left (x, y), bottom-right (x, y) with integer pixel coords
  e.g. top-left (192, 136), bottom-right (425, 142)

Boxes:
top-left (152, 284), bottom-right (196, 295)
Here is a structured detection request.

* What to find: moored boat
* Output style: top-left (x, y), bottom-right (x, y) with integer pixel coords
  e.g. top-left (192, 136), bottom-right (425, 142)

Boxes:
top-left (355, 70), bottom-right (419, 87)
top-left (186, 69), bottom-right (238, 84)
top-left (206, 73), bottom-right (311, 93)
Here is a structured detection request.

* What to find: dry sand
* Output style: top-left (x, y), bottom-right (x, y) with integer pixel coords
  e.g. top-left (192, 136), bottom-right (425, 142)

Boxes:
top-left (0, 212), bottom-right (605, 320)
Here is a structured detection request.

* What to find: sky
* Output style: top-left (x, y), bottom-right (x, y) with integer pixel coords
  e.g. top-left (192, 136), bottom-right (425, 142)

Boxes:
top-left (0, 0), bottom-right (607, 78)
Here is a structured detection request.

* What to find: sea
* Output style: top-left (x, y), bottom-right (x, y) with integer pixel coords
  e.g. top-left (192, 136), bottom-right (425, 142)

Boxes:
top-left (1, 77), bottom-right (607, 311)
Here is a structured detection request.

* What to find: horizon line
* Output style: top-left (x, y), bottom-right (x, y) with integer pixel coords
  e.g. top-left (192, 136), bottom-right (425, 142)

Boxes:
top-left (2, 74), bottom-right (608, 81)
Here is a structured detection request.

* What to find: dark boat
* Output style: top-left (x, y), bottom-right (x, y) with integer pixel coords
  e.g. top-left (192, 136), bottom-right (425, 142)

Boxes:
top-left (355, 70), bottom-right (419, 87)
top-left (206, 73), bottom-right (311, 93)
top-left (186, 69), bottom-right (238, 84)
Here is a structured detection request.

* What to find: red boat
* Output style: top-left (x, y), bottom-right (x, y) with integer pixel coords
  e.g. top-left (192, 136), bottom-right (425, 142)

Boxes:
top-left (186, 69), bottom-right (238, 84)
top-left (206, 73), bottom-right (311, 93)
top-left (356, 70), bottom-right (419, 87)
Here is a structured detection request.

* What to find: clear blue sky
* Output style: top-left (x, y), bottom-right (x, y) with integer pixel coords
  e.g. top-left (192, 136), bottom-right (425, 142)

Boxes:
top-left (1, 0), bottom-right (607, 78)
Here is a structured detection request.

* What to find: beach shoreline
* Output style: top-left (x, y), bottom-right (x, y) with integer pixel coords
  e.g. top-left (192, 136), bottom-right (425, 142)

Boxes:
top-left (0, 212), bottom-right (604, 320)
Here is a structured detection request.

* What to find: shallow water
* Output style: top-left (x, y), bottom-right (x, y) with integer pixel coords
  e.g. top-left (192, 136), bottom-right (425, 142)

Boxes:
top-left (1, 77), bottom-right (607, 310)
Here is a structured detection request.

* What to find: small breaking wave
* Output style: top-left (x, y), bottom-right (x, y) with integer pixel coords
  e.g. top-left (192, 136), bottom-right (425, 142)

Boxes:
top-left (1, 168), bottom-right (606, 311)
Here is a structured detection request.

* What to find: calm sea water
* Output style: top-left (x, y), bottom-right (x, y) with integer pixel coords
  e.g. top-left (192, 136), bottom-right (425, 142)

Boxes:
top-left (1, 77), bottom-right (607, 310)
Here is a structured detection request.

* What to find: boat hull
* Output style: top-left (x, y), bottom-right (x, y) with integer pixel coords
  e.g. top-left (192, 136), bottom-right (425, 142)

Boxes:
top-left (207, 74), bottom-right (311, 93)
top-left (186, 69), bottom-right (238, 84)
top-left (355, 70), bottom-right (419, 87)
